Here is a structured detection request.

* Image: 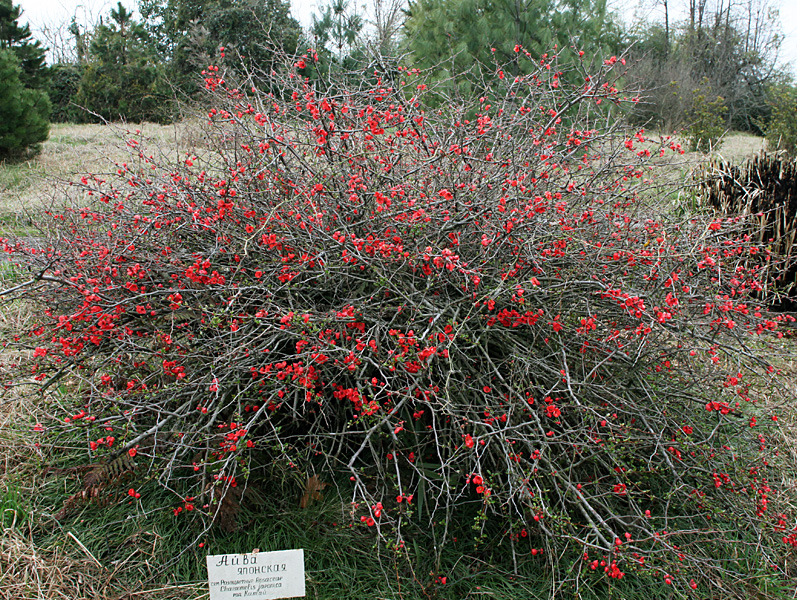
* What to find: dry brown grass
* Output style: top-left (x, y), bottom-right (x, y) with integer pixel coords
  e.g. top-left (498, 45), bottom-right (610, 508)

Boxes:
top-left (650, 130), bottom-right (767, 170)
top-left (0, 290), bottom-right (85, 599)
top-left (0, 121), bottom-right (206, 227)
top-left (714, 131), bottom-right (768, 162)
top-left (0, 526), bottom-right (104, 600)
top-left (0, 525), bottom-right (207, 600)
top-left (0, 292), bottom-right (40, 474)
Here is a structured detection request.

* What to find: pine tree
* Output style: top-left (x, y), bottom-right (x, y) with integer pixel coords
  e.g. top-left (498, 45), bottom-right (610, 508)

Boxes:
top-left (302, 0), bottom-right (366, 85)
top-left (403, 0), bottom-right (622, 87)
top-left (75, 2), bottom-right (173, 123)
top-left (0, 47), bottom-right (50, 159)
top-left (138, 0), bottom-right (301, 94)
top-left (312, 0), bottom-right (363, 63)
top-left (0, 0), bottom-right (48, 89)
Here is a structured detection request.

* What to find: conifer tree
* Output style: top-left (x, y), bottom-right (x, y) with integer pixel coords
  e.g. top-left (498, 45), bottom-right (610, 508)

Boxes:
top-left (138, 0), bottom-right (215, 92)
top-left (312, 0), bottom-right (363, 64)
top-left (204, 0), bottom-right (301, 72)
top-left (75, 2), bottom-right (173, 123)
top-left (138, 0), bottom-right (301, 94)
top-left (0, 0), bottom-right (48, 89)
top-left (302, 0), bottom-right (366, 85)
top-left (403, 0), bottom-right (622, 88)
top-left (0, 47), bottom-right (50, 159)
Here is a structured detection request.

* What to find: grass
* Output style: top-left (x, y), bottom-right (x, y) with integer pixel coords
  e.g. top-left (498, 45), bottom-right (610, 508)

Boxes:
top-left (5, 443), bottom-right (699, 600)
top-left (625, 130), bottom-right (774, 217)
top-left (1, 122), bottom-right (795, 599)
top-left (0, 121), bottom-right (206, 236)
top-left (11, 448), bottom-right (792, 600)
top-left (714, 131), bottom-right (768, 162)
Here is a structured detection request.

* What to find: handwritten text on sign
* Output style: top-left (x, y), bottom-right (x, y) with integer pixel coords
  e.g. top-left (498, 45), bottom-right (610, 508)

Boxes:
top-left (206, 549), bottom-right (305, 600)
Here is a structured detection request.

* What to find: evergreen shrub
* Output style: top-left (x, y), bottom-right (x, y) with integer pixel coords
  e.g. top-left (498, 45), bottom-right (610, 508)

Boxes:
top-left (764, 82), bottom-right (797, 156)
top-left (0, 47), bottom-right (50, 159)
top-left (685, 79), bottom-right (727, 152)
top-left (47, 63), bottom-right (83, 123)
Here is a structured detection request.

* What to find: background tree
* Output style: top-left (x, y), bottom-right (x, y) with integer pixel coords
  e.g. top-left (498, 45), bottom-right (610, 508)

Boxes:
top-left (0, 0), bottom-right (49, 156)
top-left (138, 0), bottom-right (301, 95)
top-left (30, 2), bottom-right (107, 65)
top-left (626, 0), bottom-right (783, 134)
top-left (35, 17), bottom-right (76, 64)
top-left (763, 78), bottom-right (797, 155)
top-left (44, 15), bottom-right (98, 123)
top-left (206, 0), bottom-right (301, 67)
top-left (47, 62), bottom-right (82, 123)
top-left (69, 17), bottom-right (95, 65)
top-left (369, 0), bottom-right (405, 57)
top-left (402, 0), bottom-right (623, 100)
top-left (0, 0), bottom-right (48, 89)
top-left (304, 0), bottom-right (367, 83)
top-left (312, 0), bottom-right (364, 63)
top-left (0, 47), bottom-right (50, 159)
top-left (138, 0), bottom-right (218, 94)
top-left (74, 2), bottom-right (173, 123)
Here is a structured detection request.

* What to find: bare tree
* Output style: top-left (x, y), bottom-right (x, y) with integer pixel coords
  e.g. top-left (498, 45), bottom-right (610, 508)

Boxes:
top-left (628, 0), bottom-right (783, 131)
top-left (369, 0), bottom-right (405, 55)
top-left (36, 19), bottom-right (75, 63)
top-left (27, 1), bottom-right (111, 64)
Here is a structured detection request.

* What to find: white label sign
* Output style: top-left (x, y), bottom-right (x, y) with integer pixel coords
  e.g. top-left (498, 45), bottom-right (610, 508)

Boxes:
top-left (206, 549), bottom-right (305, 600)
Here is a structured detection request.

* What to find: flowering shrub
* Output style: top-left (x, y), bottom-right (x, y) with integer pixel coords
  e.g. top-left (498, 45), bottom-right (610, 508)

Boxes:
top-left (3, 49), bottom-right (795, 593)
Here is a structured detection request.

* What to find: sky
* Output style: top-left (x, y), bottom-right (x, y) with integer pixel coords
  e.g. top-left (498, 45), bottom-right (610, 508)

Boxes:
top-left (13, 0), bottom-right (797, 75)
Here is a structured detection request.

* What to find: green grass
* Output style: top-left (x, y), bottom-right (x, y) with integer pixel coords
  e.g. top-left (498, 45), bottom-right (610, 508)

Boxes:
top-left (45, 133), bottom-right (91, 147)
top-left (14, 430), bottom-right (792, 600)
top-left (0, 261), bottom-right (23, 284)
top-left (2, 389), bottom-right (794, 600)
top-left (0, 488), bottom-right (28, 529)
top-left (19, 480), bottom-right (617, 599)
